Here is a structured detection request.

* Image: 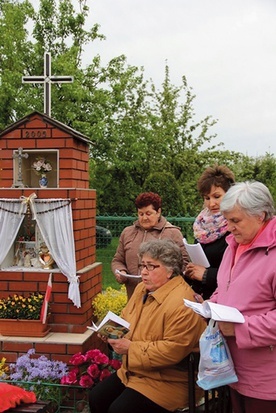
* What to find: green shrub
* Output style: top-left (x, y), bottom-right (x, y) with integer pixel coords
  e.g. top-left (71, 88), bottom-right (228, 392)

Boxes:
top-left (92, 286), bottom-right (127, 320)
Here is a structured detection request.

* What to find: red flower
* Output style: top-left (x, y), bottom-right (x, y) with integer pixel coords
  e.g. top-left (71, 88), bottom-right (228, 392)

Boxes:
top-left (100, 368), bottom-right (112, 381)
top-left (110, 359), bottom-right (122, 370)
top-left (60, 368), bottom-right (78, 385)
top-left (69, 352), bottom-right (86, 366)
top-left (87, 363), bottom-right (100, 379)
top-left (79, 374), bottom-right (94, 388)
top-left (60, 349), bottom-right (122, 389)
top-left (85, 349), bottom-right (102, 361)
top-left (94, 353), bottom-right (109, 365)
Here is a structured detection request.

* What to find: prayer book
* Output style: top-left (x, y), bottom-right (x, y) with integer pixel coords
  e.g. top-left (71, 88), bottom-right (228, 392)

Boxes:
top-left (87, 310), bottom-right (130, 338)
top-left (183, 299), bottom-right (245, 323)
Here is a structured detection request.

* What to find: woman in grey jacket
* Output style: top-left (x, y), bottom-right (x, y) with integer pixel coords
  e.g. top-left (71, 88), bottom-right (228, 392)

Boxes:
top-left (111, 192), bottom-right (189, 299)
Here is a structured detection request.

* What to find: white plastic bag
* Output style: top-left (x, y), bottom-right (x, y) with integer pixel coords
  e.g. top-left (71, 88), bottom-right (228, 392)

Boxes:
top-left (197, 319), bottom-right (238, 390)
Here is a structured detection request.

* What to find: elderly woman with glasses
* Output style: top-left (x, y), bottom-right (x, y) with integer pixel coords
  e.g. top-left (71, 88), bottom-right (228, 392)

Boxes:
top-left (89, 239), bottom-right (206, 413)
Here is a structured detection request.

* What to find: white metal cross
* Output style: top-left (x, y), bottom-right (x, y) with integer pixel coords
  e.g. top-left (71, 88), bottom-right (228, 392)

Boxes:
top-left (22, 52), bottom-right (74, 117)
top-left (12, 147), bottom-right (29, 188)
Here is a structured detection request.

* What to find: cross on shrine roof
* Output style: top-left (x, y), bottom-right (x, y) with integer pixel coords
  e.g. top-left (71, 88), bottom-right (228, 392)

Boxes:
top-left (22, 52), bottom-right (74, 117)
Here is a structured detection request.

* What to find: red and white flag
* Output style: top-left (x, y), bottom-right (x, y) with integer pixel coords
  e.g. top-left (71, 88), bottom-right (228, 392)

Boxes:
top-left (40, 272), bottom-right (52, 324)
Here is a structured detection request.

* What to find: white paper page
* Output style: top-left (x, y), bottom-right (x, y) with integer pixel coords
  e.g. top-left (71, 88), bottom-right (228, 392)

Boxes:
top-left (208, 302), bottom-right (245, 323)
top-left (184, 299), bottom-right (211, 318)
top-left (183, 240), bottom-right (210, 267)
top-left (115, 269), bottom-right (142, 279)
top-left (184, 299), bottom-right (245, 323)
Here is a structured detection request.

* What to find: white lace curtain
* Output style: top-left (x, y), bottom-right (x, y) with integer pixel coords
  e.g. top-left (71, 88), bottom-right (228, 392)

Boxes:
top-left (0, 195), bottom-right (81, 308)
top-left (0, 199), bottom-right (27, 264)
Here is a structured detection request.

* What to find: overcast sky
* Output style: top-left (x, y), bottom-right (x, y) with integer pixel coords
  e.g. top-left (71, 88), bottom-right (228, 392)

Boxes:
top-left (80, 0), bottom-right (276, 157)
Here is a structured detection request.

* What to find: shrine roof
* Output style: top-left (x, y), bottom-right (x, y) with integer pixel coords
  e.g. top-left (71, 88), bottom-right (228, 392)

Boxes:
top-left (0, 111), bottom-right (92, 145)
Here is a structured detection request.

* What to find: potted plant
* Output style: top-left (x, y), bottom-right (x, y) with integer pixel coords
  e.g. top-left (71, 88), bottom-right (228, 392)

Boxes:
top-left (0, 292), bottom-right (50, 337)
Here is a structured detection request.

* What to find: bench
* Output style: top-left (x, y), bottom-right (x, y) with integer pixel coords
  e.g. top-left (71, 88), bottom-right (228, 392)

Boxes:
top-left (6, 401), bottom-right (51, 413)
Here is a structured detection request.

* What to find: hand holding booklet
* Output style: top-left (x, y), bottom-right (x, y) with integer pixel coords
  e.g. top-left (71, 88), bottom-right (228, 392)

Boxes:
top-left (184, 299), bottom-right (245, 323)
top-left (87, 310), bottom-right (130, 338)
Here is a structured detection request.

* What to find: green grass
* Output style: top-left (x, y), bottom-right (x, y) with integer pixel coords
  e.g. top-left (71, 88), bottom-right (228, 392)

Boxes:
top-left (96, 237), bottom-right (119, 290)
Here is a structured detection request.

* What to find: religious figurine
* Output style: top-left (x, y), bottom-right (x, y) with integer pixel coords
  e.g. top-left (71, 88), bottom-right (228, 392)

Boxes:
top-left (23, 252), bottom-right (31, 268)
top-left (13, 243), bottom-right (25, 267)
top-left (39, 243), bottom-right (55, 269)
top-left (31, 256), bottom-right (43, 268)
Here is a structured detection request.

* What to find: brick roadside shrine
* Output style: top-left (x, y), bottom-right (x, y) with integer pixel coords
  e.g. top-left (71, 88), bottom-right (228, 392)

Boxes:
top-left (0, 111), bottom-right (103, 362)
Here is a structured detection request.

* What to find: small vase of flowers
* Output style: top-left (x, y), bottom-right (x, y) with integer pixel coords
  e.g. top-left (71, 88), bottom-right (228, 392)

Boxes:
top-left (32, 157), bottom-right (52, 188)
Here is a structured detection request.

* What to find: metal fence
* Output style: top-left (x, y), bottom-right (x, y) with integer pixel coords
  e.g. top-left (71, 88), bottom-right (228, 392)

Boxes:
top-left (97, 214), bottom-right (195, 238)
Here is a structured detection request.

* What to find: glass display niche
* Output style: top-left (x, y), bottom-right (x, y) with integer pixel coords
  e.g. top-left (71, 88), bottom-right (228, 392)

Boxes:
top-left (13, 149), bottom-right (59, 188)
top-left (1, 213), bottom-right (58, 272)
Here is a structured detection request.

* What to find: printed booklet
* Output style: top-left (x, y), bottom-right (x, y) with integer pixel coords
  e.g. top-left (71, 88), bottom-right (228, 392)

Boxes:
top-left (88, 310), bottom-right (130, 338)
top-left (184, 299), bottom-right (245, 323)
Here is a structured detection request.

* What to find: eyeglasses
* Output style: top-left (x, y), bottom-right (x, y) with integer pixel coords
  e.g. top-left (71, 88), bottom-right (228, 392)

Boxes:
top-left (138, 263), bottom-right (161, 272)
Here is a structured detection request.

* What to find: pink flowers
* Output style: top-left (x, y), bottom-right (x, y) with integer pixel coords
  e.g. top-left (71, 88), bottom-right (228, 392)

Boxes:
top-left (32, 158), bottom-right (52, 176)
top-left (61, 349), bottom-right (121, 388)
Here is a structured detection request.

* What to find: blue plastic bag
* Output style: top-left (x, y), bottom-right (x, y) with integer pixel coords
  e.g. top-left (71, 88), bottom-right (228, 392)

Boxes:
top-left (197, 319), bottom-right (238, 390)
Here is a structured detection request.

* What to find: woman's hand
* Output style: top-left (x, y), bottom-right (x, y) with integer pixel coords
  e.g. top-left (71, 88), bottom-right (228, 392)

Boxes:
top-left (115, 270), bottom-right (128, 284)
top-left (185, 263), bottom-right (205, 281)
top-left (108, 337), bottom-right (131, 355)
top-left (218, 321), bottom-right (235, 337)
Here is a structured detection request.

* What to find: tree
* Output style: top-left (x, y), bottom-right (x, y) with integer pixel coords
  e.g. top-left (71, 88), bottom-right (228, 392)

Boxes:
top-left (143, 171), bottom-right (184, 216)
top-left (233, 152), bottom-right (276, 201)
top-left (92, 65), bottom-right (221, 215)
top-left (1, 0), bottom-right (274, 216)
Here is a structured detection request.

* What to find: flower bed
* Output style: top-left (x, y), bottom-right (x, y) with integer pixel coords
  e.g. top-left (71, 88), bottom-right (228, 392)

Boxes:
top-left (61, 349), bottom-right (121, 388)
top-left (0, 348), bottom-right (122, 412)
top-left (0, 293), bottom-right (45, 320)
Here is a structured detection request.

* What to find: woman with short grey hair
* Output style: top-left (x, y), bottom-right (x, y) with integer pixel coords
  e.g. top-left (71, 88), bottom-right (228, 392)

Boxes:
top-left (89, 238), bottom-right (206, 413)
top-left (209, 180), bottom-right (276, 413)
top-left (138, 239), bottom-right (183, 278)
top-left (220, 180), bottom-right (275, 220)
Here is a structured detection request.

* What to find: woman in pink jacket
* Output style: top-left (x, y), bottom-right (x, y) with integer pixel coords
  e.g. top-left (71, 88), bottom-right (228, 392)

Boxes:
top-left (210, 181), bottom-right (276, 413)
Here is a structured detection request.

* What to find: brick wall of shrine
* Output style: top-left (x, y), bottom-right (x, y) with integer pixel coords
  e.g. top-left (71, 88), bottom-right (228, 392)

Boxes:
top-left (0, 111), bottom-right (103, 348)
top-left (0, 111), bottom-right (90, 189)
top-left (0, 187), bottom-right (102, 334)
